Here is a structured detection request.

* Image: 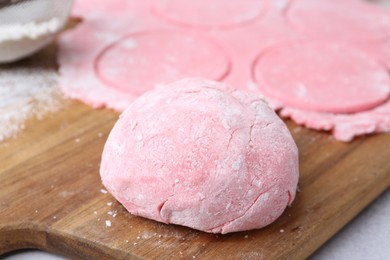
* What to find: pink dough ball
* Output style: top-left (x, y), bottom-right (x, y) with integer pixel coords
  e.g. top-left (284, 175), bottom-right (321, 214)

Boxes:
top-left (100, 78), bottom-right (299, 234)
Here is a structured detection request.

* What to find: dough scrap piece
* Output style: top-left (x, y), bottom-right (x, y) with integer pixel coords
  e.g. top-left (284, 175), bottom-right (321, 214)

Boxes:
top-left (100, 78), bottom-right (299, 234)
top-left (152, 0), bottom-right (268, 28)
top-left (254, 40), bottom-right (390, 113)
top-left (286, 0), bottom-right (390, 43)
top-left (265, 94), bottom-right (390, 142)
top-left (96, 31), bottom-right (230, 95)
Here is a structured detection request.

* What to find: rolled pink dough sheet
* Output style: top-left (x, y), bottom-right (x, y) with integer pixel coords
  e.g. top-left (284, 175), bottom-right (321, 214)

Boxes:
top-left (100, 78), bottom-right (299, 234)
top-left (58, 0), bottom-right (390, 141)
top-left (58, 0), bottom-right (294, 111)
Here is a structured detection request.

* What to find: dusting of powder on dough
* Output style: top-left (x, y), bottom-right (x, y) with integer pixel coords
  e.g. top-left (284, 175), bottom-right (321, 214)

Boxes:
top-left (100, 78), bottom-right (299, 234)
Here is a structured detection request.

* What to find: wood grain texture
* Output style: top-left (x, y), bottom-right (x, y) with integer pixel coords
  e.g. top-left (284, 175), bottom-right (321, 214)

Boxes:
top-left (1, 34), bottom-right (390, 260)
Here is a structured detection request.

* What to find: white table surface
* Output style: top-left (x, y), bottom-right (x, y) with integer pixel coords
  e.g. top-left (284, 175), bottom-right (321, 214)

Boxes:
top-left (2, 189), bottom-right (389, 260)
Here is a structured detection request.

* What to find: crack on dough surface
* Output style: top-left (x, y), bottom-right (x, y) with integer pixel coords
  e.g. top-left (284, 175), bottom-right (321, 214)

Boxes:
top-left (227, 127), bottom-right (244, 150)
top-left (207, 185), bottom-right (275, 233)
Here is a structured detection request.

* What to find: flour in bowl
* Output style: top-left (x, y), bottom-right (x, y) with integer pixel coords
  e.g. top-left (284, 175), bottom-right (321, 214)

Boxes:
top-left (0, 0), bottom-right (73, 63)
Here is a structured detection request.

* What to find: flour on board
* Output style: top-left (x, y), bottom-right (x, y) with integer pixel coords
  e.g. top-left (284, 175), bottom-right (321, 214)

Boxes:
top-left (0, 68), bottom-right (63, 142)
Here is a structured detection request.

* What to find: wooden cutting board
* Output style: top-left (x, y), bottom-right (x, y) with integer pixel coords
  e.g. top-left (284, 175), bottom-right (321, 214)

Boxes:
top-left (0, 44), bottom-right (390, 260)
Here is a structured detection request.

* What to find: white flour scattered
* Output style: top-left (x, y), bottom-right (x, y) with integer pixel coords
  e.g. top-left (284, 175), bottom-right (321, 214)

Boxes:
top-left (238, 251), bottom-right (264, 260)
top-left (140, 231), bottom-right (155, 239)
top-left (0, 67), bottom-right (63, 141)
top-left (105, 220), bottom-right (112, 227)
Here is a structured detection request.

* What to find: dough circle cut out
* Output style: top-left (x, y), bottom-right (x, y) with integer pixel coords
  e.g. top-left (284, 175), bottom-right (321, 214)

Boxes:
top-left (100, 78), bottom-right (299, 234)
top-left (253, 41), bottom-right (390, 113)
top-left (96, 30), bottom-right (230, 95)
top-left (152, 0), bottom-right (268, 28)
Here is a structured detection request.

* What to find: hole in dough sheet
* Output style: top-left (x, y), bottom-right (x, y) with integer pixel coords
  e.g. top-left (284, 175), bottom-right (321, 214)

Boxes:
top-left (151, 0), bottom-right (268, 29)
top-left (285, 0), bottom-right (390, 43)
top-left (253, 40), bottom-right (390, 114)
top-left (95, 30), bottom-right (231, 95)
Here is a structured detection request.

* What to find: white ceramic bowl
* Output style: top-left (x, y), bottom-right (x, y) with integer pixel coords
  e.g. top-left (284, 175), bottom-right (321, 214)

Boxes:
top-left (0, 0), bottom-right (74, 63)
